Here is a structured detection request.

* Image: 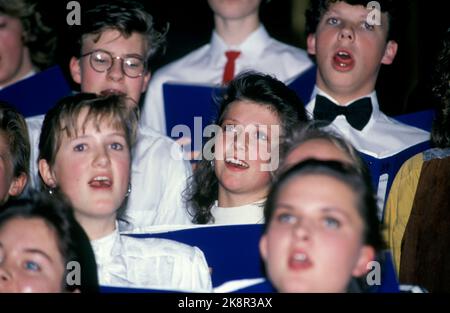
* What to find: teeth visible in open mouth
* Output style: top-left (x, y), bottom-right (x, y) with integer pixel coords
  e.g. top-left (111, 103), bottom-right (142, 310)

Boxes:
top-left (225, 158), bottom-right (249, 168)
top-left (89, 176), bottom-right (112, 187)
top-left (337, 51), bottom-right (350, 57)
top-left (293, 253), bottom-right (308, 262)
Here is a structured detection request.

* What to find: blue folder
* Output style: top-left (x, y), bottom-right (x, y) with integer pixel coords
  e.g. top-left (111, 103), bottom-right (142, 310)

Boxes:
top-left (287, 65), bottom-right (317, 104)
top-left (120, 224), bottom-right (399, 293)
top-left (0, 65), bottom-right (71, 117)
top-left (162, 68), bottom-right (317, 139)
top-left (163, 83), bottom-right (223, 139)
top-left (127, 224), bottom-right (265, 288)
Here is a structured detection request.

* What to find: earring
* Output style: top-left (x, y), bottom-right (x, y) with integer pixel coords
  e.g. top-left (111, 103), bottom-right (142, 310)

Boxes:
top-left (125, 183), bottom-right (132, 197)
top-left (48, 188), bottom-right (55, 195)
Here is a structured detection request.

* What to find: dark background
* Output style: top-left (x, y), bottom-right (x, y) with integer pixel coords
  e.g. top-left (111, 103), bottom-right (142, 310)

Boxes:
top-left (38, 0), bottom-right (448, 116)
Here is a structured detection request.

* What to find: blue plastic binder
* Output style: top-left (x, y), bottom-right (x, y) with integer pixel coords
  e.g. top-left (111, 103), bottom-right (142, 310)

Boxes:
top-left (162, 68), bottom-right (317, 140)
top-left (0, 65), bottom-right (72, 117)
top-left (163, 83), bottom-right (223, 139)
top-left (120, 225), bottom-right (399, 293)
top-left (286, 65), bottom-right (317, 104)
top-left (127, 224), bottom-right (265, 288)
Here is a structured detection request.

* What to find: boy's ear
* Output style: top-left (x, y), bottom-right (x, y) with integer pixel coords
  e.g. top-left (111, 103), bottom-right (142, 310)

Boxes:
top-left (141, 71), bottom-right (151, 93)
top-left (259, 234), bottom-right (269, 262)
top-left (8, 173), bottom-right (28, 197)
top-left (306, 33), bottom-right (317, 55)
top-left (69, 56), bottom-right (82, 84)
top-left (352, 245), bottom-right (375, 277)
top-left (38, 159), bottom-right (57, 188)
top-left (381, 40), bottom-right (398, 65)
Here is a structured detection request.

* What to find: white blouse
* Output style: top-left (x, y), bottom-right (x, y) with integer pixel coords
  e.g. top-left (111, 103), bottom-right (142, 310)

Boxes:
top-left (91, 228), bottom-right (212, 292)
top-left (210, 200), bottom-right (265, 225)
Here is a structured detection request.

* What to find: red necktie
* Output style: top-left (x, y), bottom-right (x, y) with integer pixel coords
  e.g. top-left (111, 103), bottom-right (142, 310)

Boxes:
top-left (222, 50), bottom-right (241, 84)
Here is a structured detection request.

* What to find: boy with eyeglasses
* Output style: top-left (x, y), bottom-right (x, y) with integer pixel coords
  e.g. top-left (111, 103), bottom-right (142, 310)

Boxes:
top-left (26, 0), bottom-right (194, 229)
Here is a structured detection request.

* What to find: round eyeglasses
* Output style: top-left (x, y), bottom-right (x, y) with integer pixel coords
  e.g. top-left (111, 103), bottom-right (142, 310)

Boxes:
top-left (81, 49), bottom-right (146, 78)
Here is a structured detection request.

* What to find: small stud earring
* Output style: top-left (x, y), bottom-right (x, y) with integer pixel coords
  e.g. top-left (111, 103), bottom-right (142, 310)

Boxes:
top-left (125, 183), bottom-right (132, 197)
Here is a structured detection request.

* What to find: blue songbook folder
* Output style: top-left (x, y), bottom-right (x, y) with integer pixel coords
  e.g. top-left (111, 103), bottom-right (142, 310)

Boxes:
top-left (0, 65), bottom-right (71, 117)
top-left (128, 224), bottom-right (265, 288)
top-left (119, 224), bottom-right (399, 293)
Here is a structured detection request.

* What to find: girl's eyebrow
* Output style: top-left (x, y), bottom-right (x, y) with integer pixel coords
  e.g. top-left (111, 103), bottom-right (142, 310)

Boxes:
top-left (222, 118), bottom-right (240, 124)
top-left (23, 248), bottom-right (54, 264)
top-left (320, 207), bottom-right (352, 220)
top-left (275, 203), bottom-right (295, 211)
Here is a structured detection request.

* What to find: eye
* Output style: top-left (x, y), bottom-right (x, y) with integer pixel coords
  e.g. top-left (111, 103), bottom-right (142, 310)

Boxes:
top-left (223, 124), bottom-right (237, 133)
top-left (362, 21), bottom-right (375, 31)
top-left (73, 143), bottom-right (87, 152)
top-left (125, 58), bottom-right (143, 68)
top-left (24, 261), bottom-right (41, 272)
top-left (255, 130), bottom-right (268, 141)
top-left (323, 216), bottom-right (341, 229)
top-left (276, 212), bottom-right (297, 224)
top-left (326, 17), bottom-right (340, 26)
top-left (110, 142), bottom-right (124, 150)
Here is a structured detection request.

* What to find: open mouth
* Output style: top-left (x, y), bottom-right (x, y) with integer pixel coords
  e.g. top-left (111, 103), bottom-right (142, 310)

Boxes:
top-left (288, 251), bottom-right (313, 270)
top-left (332, 50), bottom-right (355, 71)
top-left (100, 89), bottom-right (126, 97)
top-left (88, 176), bottom-right (112, 188)
top-left (225, 157), bottom-right (250, 170)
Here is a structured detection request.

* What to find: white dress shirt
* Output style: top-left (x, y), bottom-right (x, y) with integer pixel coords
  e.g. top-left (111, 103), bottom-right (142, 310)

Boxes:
top-left (306, 87), bottom-right (430, 158)
top-left (91, 227), bottom-right (212, 292)
top-left (26, 115), bottom-right (193, 228)
top-left (142, 25), bottom-right (313, 134)
top-left (210, 200), bottom-right (265, 225)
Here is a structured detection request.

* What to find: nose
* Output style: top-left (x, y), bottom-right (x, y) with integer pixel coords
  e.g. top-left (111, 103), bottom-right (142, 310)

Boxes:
top-left (0, 265), bottom-right (12, 285)
top-left (93, 147), bottom-right (111, 168)
top-left (293, 218), bottom-right (311, 241)
top-left (338, 23), bottom-right (355, 42)
top-left (107, 57), bottom-right (124, 81)
top-left (232, 127), bottom-right (249, 159)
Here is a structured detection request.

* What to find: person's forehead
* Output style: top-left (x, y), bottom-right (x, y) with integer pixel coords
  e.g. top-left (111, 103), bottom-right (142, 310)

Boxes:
top-left (82, 29), bottom-right (147, 54)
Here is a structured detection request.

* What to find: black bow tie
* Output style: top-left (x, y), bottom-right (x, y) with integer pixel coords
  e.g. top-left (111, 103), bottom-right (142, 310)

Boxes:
top-left (313, 95), bottom-right (373, 131)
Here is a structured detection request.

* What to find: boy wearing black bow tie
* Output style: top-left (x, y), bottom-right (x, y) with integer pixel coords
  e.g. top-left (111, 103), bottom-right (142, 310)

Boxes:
top-left (304, 0), bottom-right (428, 159)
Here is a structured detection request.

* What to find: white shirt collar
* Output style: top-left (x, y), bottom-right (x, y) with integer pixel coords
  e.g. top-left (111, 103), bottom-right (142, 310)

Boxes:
top-left (209, 25), bottom-right (270, 67)
top-left (305, 85), bottom-right (429, 158)
top-left (211, 200), bottom-right (265, 225)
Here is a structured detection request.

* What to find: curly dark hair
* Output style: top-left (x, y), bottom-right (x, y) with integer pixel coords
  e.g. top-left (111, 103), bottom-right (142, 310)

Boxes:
top-left (0, 101), bottom-right (30, 198)
top-left (186, 71), bottom-right (308, 224)
top-left (305, 0), bottom-right (399, 42)
top-left (0, 191), bottom-right (99, 292)
top-left (264, 159), bottom-right (384, 252)
top-left (430, 31), bottom-right (450, 148)
top-left (75, 0), bottom-right (168, 68)
top-left (0, 0), bottom-right (57, 69)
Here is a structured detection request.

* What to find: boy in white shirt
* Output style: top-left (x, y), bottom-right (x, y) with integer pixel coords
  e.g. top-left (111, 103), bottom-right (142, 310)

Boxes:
top-left (27, 0), bottom-right (193, 228)
top-left (304, 0), bottom-right (429, 159)
top-left (141, 0), bottom-right (313, 134)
